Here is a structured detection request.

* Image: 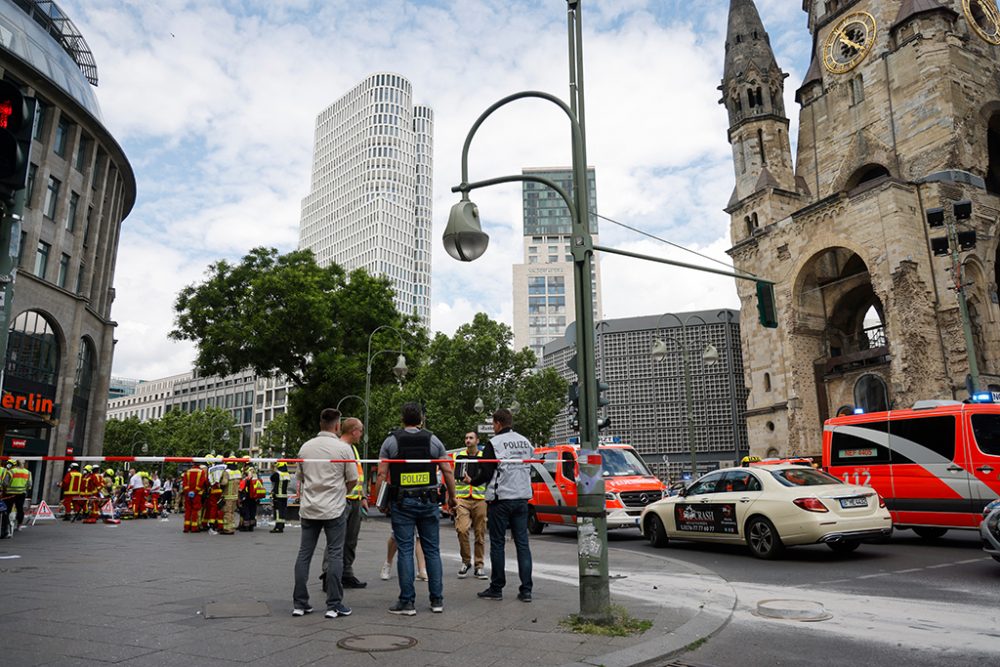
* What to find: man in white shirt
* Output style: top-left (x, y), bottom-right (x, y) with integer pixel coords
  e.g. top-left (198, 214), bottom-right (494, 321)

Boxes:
top-left (292, 408), bottom-right (359, 620)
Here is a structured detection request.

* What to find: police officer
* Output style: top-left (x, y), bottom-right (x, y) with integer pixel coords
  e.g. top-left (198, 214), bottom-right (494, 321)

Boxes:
top-left (470, 408), bottom-right (535, 603)
top-left (376, 402), bottom-right (456, 616)
top-left (270, 462), bottom-right (291, 533)
top-left (452, 432), bottom-right (488, 579)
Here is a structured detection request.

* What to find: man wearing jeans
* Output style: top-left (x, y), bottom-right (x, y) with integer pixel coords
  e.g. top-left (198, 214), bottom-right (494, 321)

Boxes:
top-left (469, 408), bottom-right (535, 603)
top-left (377, 402), bottom-right (456, 616)
top-left (292, 408), bottom-right (358, 619)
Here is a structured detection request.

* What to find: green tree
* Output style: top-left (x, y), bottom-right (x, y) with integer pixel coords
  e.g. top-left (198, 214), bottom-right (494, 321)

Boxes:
top-left (377, 313), bottom-right (567, 450)
top-left (170, 247), bottom-right (426, 434)
top-left (258, 411), bottom-right (309, 458)
top-left (102, 417), bottom-right (153, 458)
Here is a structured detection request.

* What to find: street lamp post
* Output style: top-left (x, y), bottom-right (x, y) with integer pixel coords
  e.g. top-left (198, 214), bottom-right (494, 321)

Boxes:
top-left (364, 326), bottom-right (408, 464)
top-left (651, 314), bottom-right (719, 480)
top-left (442, 0), bottom-right (609, 621)
top-left (336, 394), bottom-right (367, 414)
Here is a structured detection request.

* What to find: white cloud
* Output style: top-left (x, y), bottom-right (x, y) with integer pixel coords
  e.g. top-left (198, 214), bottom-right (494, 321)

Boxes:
top-left (55, 0), bottom-right (809, 379)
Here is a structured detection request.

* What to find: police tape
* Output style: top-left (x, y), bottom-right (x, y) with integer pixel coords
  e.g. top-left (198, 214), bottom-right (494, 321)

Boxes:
top-left (0, 455), bottom-right (546, 465)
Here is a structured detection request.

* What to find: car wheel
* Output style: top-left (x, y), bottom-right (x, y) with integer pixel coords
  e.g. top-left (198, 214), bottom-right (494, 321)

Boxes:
top-left (913, 527), bottom-right (948, 540)
top-left (827, 540), bottom-right (860, 554)
top-left (746, 516), bottom-right (784, 559)
top-left (527, 509), bottom-right (544, 535)
top-left (646, 515), bottom-right (669, 548)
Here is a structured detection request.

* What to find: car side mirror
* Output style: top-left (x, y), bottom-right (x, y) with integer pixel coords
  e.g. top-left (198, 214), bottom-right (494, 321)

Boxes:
top-left (678, 486), bottom-right (689, 497)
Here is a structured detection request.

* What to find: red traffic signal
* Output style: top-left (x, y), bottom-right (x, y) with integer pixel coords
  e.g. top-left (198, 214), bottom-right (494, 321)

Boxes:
top-left (0, 81), bottom-right (34, 193)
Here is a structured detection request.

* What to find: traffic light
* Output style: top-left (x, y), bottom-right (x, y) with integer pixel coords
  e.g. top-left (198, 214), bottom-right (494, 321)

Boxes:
top-left (597, 416), bottom-right (612, 431)
top-left (756, 281), bottom-right (778, 328)
top-left (0, 81), bottom-right (35, 196)
top-left (597, 380), bottom-right (610, 408)
top-left (568, 381), bottom-right (579, 431)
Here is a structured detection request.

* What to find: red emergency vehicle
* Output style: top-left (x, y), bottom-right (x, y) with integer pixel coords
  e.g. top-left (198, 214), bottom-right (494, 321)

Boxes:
top-left (529, 441), bottom-right (667, 532)
top-left (822, 399), bottom-right (1000, 537)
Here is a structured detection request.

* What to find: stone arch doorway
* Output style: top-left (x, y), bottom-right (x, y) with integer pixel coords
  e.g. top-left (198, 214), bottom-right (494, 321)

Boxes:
top-left (68, 336), bottom-right (97, 457)
top-left (794, 247), bottom-right (890, 424)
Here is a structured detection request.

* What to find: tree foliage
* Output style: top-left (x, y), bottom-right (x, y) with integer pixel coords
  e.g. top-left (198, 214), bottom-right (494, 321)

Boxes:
top-left (170, 247), bottom-right (427, 436)
top-left (366, 313), bottom-right (567, 453)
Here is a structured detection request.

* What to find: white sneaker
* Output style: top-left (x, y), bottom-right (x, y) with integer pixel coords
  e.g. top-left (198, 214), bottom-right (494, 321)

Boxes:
top-left (380, 562), bottom-right (392, 580)
top-left (291, 607), bottom-right (314, 617)
top-left (208, 529), bottom-right (218, 535)
top-left (474, 567), bottom-right (488, 580)
top-left (458, 563), bottom-right (471, 578)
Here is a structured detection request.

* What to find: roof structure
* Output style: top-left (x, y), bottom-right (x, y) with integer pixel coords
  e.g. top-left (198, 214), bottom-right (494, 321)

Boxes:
top-left (12, 0), bottom-right (98, 85)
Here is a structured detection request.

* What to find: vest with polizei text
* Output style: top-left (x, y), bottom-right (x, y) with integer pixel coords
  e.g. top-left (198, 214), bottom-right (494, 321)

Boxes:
top-left (485, 431), bottom-right (535, 501)
top-left (389, 429), bottom-right (437, 489)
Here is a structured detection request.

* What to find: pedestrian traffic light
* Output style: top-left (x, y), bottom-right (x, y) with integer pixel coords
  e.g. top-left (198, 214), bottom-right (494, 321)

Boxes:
top-left (568, 381), bottom-right (579, 411)
top-left (0, 81), bottom-right (35, 196)
top-left (756, 281), bottom-right (778, 328)
top-left (597, 416), bottom-right (612, 431)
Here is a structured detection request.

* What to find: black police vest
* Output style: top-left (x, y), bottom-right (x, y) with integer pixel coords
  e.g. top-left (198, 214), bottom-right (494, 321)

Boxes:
top-left (389, 429), bottom-right (437, 489)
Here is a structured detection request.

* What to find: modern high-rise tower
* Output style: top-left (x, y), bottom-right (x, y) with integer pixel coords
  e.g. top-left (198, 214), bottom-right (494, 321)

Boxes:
top-left (300, 73), bottom-right (433, 324)
top-left (512, 167), bottom-right (602, 359)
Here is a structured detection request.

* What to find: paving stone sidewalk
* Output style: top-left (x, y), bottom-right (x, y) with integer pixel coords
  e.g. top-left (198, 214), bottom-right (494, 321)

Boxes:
top-left (0, 512), bottom-right (735, 666)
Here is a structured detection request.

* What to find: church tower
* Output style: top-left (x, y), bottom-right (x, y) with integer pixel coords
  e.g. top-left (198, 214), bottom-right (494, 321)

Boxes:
top-left (724, 0), bottom-right (1000, 457)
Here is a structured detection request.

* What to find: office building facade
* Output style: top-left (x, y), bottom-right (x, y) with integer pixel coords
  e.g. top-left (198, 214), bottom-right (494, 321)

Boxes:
top-left (0, 0), bottom-right (136, 503)
top-left (299, 72), bottom-right (432, 325)
top-left (540, 310), bottom-right (749, 482)
top-left (512, 167), bottom-right (602, 358)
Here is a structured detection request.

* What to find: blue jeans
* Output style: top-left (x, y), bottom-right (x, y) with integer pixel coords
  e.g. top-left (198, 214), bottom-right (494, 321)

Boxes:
top-left (294, 514), bottom-right (346, 611)
top-left (390, 497), bottom-right (443, 604)
top-left (487, 499), bottom-right (532, 595)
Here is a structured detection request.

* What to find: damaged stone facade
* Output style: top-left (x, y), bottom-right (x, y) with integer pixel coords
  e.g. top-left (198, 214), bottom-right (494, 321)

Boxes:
top-left (722, 0), bottom-right (1000, 457)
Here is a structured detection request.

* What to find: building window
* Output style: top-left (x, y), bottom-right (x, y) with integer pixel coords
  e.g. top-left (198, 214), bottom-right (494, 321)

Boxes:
top-left (25, 163), bottom-right (37, 205)
top-left (75, 137), bottom-right (89, 171)
top-left (54, 117), bottom-right (70, 157)
top-left (44, 176), bottom-right (60, 219)
top-left (83, 206), bottom-right (92, 247)
top-left (57, 253), bottom-right (70, 288)
top-left (34, 240), bottom-right (50, 278)
top-left (850, 75), bottom-right (864, 106)
top-left (76, 262), bottom-right (85, 294)
top-left (33, 102), bottom-right (47, 141)
top-left (66, 191), bottom-right (79, 231)
top-left (16, 230), bottom-right (25, 266)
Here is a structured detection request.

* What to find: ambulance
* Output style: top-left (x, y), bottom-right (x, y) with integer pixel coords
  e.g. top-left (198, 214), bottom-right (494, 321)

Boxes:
top-left (528, 440), bottom-right (667, 532)
top-left (822, 398), bottom-right (1000, 538)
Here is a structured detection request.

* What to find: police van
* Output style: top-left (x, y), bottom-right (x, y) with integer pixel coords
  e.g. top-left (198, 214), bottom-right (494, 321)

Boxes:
top-left (822, 399), bottom-right (1000, 537)
top-left (528, 440), bottom-right (666, 533)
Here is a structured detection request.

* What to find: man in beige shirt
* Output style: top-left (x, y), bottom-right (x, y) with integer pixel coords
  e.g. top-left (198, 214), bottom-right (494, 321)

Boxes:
top-left (292, 408), bottom-right (359, 619)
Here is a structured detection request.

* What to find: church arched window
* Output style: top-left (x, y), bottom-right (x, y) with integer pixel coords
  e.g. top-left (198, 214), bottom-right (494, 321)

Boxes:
top-left (854, 374), bottom-right (888, 413)
top-left (757, 129), bottom-right (767, 165)
top-left (986, 111), bottom-right (1000, 195)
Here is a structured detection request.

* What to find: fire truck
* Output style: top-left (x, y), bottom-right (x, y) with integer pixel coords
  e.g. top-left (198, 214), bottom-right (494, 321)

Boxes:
top-left (528, 440), bottom-right (667, 532)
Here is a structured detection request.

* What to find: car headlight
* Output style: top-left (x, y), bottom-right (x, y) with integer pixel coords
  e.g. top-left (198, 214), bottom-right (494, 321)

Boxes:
top-left (605, 492), bottom-right (617, 501)
top-left (984, 498), bottom-right (1000, 518)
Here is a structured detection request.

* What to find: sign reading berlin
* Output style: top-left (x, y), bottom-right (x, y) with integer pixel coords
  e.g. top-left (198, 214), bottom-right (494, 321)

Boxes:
top-left (1, 390), bottom-right (54, 415)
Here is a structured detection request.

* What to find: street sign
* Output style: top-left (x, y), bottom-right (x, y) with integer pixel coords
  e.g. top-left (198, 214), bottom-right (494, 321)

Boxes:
top-left (477, 423), bottom-right (494, 435)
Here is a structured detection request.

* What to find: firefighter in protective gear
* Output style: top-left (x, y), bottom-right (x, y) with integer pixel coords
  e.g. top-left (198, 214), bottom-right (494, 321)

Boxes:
top-left (79, 466), bottom-right (95, 518)
top-left (269, 462), bottom-right (291, 533)
top-left (5, 460), bottom-right (32, 530)
top-left (84, 468), bottom-right (105, 522)
top-left (238, 466), bottom-right (265, 531)
top-left (182, 465), bottom-right (208, 533)
top-left (61, 463), bottom-right (83, 520)
top-left (221, 455), bottom-right (240, 534)
top-left (204, 455), bottom-right (226, 533)
top-left (103, 469), bottom-right (114, 497)
top-left (453, 432), bottom-right (488, 578)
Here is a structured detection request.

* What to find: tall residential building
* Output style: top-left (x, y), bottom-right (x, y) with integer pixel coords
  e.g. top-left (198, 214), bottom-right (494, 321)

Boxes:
top-left (512, 167), bottom-right (602, 359)
top-left (0, 0), bottom-right (136, 505)
top-left (299, 72), bottom-right (433, 324)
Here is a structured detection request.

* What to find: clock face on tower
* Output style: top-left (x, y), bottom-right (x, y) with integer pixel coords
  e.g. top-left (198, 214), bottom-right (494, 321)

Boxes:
top-left (823, 12), bottom-right (878, 74)
top-left (964, 0), bottom-right (1000, 45)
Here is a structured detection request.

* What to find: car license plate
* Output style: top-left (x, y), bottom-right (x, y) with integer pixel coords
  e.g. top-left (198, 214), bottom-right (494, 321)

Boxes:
top-left (839, 496), bottom-right (868, 509)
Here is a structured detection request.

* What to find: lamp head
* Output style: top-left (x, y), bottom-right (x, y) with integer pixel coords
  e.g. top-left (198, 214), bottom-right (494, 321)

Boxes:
top-left (473, 397), bottom-right (485, 414)
top-left (702, 344), bottom-right (720, 366)
top-left (650, 339), bottom-right (668, 363)
top-left (392, 354), bottom-right (408, 380)
top-left (443, 199), bottom-right (489, 262)
top-left (509, 399), bottom-right (521, 415)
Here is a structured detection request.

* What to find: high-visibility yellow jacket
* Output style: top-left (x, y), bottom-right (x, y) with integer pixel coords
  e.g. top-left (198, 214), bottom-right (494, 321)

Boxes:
top-left (346, 445), bottom-right (364, 500)
top-left (452, 450), bottom-right (486, 500)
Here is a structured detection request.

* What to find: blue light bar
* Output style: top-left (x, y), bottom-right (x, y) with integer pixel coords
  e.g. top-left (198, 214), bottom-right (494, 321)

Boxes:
top-left (853, 408), bottom-right (865, 414)
top-left (973, 392), bottom-right (993, 403)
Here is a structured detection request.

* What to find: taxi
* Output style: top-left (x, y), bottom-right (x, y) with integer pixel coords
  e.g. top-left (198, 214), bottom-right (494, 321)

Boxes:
top-left (982, 498), bottom-right (1000, 563)
top-left (639, 464), bottom-right (892, 559)
top-left (529, 441), bottom-right (666, 532)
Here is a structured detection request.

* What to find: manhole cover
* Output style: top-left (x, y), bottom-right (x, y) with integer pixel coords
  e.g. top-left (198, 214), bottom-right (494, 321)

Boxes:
top-left (337, 634), bottom-right (418, 652)
top-left (203, 601), bottom-right (271, 619)
top-left (754, 599), bottom-right (832, 622)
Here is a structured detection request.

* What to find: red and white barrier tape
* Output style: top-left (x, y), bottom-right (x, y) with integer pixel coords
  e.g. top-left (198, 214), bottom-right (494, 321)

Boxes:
top-left (0, 455), bottom-right (544, 465)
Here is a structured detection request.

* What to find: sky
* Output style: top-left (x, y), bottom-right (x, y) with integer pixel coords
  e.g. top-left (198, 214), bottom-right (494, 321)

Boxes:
top-left (56, 0), bottom-right (813, 381)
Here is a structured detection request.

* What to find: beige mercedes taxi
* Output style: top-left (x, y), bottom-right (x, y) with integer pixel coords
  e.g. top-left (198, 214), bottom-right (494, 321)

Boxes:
top-left (640, 465), bottom-right (892, 559)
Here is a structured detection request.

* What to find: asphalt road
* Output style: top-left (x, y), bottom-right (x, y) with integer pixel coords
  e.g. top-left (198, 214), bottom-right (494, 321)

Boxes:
top-left (534, 524), bottom-right (1000, 666)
